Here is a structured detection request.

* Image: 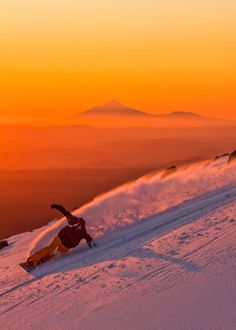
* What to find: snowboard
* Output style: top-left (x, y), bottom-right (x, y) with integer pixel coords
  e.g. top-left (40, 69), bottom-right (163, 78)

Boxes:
top-left (19, 255), bottom-right (54, 273)
top-left (19, 242), bottom-right (97, 272)
top-left (19, 262), bottom-right (35, 273)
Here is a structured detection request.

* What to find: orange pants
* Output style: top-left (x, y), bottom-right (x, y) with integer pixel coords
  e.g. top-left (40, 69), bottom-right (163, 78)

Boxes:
top-left (27, 235), bottom-right (69, 266)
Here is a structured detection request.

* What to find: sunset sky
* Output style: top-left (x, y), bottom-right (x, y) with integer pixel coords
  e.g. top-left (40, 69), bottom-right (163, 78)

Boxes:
top-left (0, 0), bottom-right (236, 123)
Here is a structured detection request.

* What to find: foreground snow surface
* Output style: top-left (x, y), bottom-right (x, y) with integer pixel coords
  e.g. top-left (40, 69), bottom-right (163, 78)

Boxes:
top-left (1, 159), bottom-right (236, 329)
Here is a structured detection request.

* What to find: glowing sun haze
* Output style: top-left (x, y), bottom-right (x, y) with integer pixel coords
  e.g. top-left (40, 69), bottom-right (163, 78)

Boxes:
top-left (0, 0), bottom-right (236, 124)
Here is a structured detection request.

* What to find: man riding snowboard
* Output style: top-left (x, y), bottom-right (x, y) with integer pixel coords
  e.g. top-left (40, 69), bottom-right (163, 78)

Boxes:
top-left (25, 204), bottom-right (96, 267)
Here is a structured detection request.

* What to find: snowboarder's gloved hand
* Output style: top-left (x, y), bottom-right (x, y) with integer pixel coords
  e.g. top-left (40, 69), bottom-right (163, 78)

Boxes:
top-left (51, 204), bottom-right (62, 209)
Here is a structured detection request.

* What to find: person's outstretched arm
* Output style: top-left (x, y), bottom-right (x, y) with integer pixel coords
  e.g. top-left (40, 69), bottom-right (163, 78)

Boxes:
top-left (51, 204), bottom-right (73, 219)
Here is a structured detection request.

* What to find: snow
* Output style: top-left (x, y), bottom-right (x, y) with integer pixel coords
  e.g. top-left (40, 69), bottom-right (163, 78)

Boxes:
top-left (28, 156), bottom-right (236, 255)
top-left (0, 157), bottom-right (236, 329)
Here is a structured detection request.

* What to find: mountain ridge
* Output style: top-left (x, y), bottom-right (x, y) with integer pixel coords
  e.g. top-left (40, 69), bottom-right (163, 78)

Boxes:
top-left (78, 100), bottom-right (227, 123)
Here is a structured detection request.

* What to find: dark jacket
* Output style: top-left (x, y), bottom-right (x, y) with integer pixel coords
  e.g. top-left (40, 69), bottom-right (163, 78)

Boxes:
top-left (51, 204), bottom-right (93, 249)
top-left (58, 218), bottom-right (92, 249)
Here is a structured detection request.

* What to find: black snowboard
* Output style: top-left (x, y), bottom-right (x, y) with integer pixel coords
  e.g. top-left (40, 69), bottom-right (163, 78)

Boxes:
top-left (19, 262), bottom-right (35, 273)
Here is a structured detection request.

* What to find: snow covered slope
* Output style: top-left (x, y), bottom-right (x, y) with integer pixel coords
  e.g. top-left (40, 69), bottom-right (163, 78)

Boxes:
top-left (1, 157), bottom-right (236, 329)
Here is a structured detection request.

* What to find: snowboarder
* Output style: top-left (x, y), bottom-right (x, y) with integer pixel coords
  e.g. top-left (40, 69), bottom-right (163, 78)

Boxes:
top-left (23, 204), bottom-right (96, 268)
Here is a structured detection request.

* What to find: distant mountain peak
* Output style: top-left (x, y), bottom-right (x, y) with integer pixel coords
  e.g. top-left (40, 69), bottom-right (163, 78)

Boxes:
top-left (168, 111), bottom-right (202, 118)
top-left (80, 100), bottom-right (152, 116)
top-left (103, 100), bottom-right (123, 108)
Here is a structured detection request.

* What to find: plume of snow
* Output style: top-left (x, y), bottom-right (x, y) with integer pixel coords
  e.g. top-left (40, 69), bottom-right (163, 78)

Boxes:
top-left (27, 157), bottom-right (236, 257)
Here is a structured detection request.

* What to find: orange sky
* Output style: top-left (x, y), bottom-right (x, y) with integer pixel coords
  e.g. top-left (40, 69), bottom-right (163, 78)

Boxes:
top-left (0, 0), bottom-right (236, 124)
